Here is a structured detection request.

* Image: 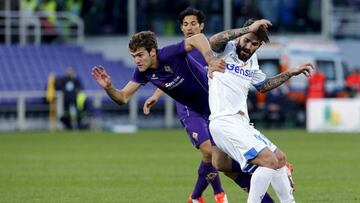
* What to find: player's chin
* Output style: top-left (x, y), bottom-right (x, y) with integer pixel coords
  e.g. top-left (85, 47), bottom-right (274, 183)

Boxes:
top-left (137, 66), bottom-right (147, 72)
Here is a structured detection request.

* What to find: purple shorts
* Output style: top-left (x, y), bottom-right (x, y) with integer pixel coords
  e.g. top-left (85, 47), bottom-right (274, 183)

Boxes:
top-left (177, 102), bottom-right (215, 148)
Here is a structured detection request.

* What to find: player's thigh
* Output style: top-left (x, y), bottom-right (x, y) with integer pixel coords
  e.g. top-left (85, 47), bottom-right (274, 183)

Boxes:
top-left (180, 115), bottom-right (211, 150)
top-left (209, 116), bottom-right (258, 169)
top-left (210, 115), bottom-right (278, 171)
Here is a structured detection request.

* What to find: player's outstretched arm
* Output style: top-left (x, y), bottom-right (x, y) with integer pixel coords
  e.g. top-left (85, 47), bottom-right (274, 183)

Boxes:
top-left (209, 19), bottom-right (272, 53)
top-left (143, 88), bottom-right (164, 115)
top-left (185, 33), bottom-right (226, 77)
top-left (91, 65), bottom-right (141, 105)
top-left (257, 63), bottom-right (314, 93)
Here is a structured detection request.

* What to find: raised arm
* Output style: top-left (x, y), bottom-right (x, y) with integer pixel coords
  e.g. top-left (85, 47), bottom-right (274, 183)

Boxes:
top-left (257, 63), bottom-right (314, 93)
top-left (184, 33), bottom-right (217, 64)
top-left (91, 65), bottom-right (141, 105)
top-left (184, 33), bottom-right (226, 77)
top-left (209, 19), bottom-right (272, 53)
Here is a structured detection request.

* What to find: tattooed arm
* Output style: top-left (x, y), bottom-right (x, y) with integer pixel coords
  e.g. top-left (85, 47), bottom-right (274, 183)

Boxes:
top-left (257, 63), bottom-right (314, 93)
top-left (209, 19), bottom-right (272, 53)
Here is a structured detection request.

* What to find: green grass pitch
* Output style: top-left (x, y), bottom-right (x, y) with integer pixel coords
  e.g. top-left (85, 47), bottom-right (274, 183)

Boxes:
top-left (0, 129), bottom-right (359, 202)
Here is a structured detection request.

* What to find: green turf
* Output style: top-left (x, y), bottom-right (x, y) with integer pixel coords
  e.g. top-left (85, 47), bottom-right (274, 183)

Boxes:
top-left (0, 129), bottom-right (359, 203)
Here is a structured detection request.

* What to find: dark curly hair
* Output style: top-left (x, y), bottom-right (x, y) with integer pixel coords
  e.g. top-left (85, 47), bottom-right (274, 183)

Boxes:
top-left (178, 7), bottom-right (205, 25)
top-left (128, 31), bottom-right (158, 53)
top-left (243, 18), bottom-right (270, 44)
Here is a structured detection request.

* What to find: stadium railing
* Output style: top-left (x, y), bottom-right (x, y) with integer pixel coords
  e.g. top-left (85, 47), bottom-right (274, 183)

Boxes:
top-left (0, 90), bottom-right (175, 131)
top-left (0, 10), bottom-right (84, 44)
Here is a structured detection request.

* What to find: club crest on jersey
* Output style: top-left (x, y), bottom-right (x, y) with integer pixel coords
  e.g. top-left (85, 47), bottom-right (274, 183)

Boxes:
top-left (164, 65), bottom-right (172, 73)
top-left (192, 132), bottom-right (198, 141)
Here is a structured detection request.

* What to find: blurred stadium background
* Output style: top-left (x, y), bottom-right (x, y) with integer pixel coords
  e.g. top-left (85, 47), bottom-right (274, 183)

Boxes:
top-left (0, 0), bottom-right (360, 202)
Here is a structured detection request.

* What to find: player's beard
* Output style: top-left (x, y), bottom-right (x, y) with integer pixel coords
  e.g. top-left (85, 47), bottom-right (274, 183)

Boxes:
top-left (236, 44), bottom-right (253, 62)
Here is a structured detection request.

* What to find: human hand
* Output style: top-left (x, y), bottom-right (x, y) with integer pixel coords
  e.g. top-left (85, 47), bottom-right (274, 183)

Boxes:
top-left (207, 57), bottom-right (226, 79)
top-left (143, 95), bottom-right (159, 115)
top-left (248, 19), bottom-right (272, 33)
top-left (91, 65), bottom-right (112, 89)
top-left (290, 63), bottom-right (314, 77)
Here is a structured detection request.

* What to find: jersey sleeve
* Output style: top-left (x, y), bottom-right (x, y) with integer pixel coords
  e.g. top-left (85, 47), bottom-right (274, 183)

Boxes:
top-left (158, 40), bottom-right (187, 62)
top-left (251, 54), bottom-right (267, 87)
top-left (131, 68), bottom-right (148, 85)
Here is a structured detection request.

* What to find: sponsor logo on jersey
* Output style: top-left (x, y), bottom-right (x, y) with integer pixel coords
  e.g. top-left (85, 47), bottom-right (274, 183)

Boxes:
top-left (164, 76), bottom-right (184, 90)
top-left (226, 63), bottom-right (254, 78)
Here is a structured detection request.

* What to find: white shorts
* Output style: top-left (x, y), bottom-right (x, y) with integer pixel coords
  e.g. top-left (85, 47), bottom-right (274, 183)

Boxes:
top-left (209, 114), bottom-right (277, 173)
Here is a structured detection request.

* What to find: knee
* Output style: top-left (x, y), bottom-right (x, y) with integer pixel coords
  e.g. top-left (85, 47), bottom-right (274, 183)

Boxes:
top-left (199, 143), bottom-right (212, 163)
top-left (212, 154), bottom-right (232, 172)
top-left (211, 157), bottom-right (223, 171)
top-left (276, 150), bottom-right (287, 168)
top-left (256, 152), bottom-right (279, 170)
top-left (264, 156), bottom-right (279, 170)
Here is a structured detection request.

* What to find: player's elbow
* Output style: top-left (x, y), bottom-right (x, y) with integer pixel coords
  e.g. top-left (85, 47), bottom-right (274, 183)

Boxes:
top-left (186, 33), bottom-right (207, 51)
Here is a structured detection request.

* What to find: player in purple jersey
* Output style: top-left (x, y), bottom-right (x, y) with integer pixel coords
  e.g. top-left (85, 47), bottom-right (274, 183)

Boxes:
top-left (142, 8), bottom-right (275, 203)
top-left (143, 8), bottom-right (228, 203)
top-left (91, 30), bottom-right (227, 202)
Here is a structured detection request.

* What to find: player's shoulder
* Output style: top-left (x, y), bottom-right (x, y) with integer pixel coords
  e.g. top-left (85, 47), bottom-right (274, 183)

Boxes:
top-left (158, 40), bottom-right (186, 61)
top-left (216, 40), bottom-right (237, 56)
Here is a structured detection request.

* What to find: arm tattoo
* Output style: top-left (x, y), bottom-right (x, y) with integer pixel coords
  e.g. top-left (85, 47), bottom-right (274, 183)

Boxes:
top-left (257, 72), bottom-right (292, 93)
top-left (211, 27), bottom-right (250, 52)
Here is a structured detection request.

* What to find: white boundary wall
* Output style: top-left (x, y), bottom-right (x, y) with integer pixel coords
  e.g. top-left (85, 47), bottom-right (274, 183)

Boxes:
top-left (307, 98), bottom-right (360, 132)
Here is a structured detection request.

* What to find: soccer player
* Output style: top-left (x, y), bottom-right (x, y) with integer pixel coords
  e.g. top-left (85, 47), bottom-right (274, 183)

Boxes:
top-left (92, 30), bottom-right (228, 203)
top-left (208, 19), bottom-right (313, 203)
top-left (142, 7), bottom-right (275, 203)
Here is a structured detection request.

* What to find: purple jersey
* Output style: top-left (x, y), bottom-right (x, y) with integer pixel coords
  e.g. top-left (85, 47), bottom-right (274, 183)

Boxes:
top-left (175, 48), bottom-right (208, 119)
top-left (132, 40), bottom-right (210, 116)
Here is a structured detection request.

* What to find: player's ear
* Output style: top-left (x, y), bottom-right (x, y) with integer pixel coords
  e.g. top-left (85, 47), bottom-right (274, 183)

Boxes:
top-left (150, 48), bottom-right (156, 57)
top-left (180, 24), bottom-right (185, 33)
top-left (199, 23), bottom-right (204, 32)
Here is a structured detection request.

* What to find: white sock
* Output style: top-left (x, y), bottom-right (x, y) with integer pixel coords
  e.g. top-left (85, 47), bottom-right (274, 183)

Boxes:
top-left (247, 166), bottom-right (276, 203)
top-left (271, 166), bottom-right (295, 203)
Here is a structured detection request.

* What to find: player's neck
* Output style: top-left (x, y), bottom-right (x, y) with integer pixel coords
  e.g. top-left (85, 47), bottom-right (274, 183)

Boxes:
top-left (150, 56), bottom-right (158, 69)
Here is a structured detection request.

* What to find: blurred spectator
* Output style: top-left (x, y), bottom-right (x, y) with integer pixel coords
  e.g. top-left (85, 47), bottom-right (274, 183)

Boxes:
top-left (46, 72), bottom-right (57, 131)
top-left (20, 0), bottom-right (38, 17)
top-left (345, 68), bottom-right (360, 97)
top-left (62, 0), bottom-right (83, 38)
top-left (307, 68), bottom-right (326, 99)
top-left (66, 0), bottom-right (82, 16)
top-left (20, 0), bottom-right (39, 42)
top-left (39, 0), bottom-right (58, 42)
top-left (57, 67), bottom-right (88, 130)
top-left (264, 87), bottom-right (287, 128)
